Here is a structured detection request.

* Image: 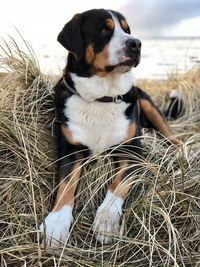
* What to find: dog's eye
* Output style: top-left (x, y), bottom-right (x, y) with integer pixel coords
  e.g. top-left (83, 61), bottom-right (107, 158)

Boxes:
top-left (100, 26), bottom-right (111, 36)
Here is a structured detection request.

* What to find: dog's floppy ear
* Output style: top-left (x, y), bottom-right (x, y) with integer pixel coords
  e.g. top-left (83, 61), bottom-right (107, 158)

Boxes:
top-left (57, 14), bottom-right (84, 59)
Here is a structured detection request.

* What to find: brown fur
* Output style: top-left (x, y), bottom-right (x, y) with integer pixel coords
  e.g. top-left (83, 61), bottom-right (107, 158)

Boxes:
top-left (109, 161), bottom-right (131, 199)
top-left (139, 99), bottom-right (181, 146)
top-left (125, 122), bottom-right (137, 143)
top-left (93, 44), bottom-right (110, 71)
top-left (85, 44), bottom-right (110, 77)
top-left (106, 18), bottom-right (115, 30)
top-left (120, 20), bottom-right (129, 32)
top-left (84, 19), bottom-right (114, 77)
top-left (85, 45), bottom-right (95, 64)
top-left (53, 164), bottom-right (82, 210)
top-left (61, 125), bottom-right (79, 145)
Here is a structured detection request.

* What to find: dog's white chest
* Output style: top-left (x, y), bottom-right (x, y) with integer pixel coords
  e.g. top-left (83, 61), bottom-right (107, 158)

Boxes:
top-left (64, 96), bottom-right (130, 154)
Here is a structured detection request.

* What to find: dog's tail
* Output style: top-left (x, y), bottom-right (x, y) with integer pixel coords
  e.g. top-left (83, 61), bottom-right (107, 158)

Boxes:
top-left (164, 89), bottom-right (183, 120)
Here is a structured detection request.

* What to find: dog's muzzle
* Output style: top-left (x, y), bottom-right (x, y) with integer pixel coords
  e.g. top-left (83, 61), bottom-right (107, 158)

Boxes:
top-left (125, 38), bottom-right (141, 67)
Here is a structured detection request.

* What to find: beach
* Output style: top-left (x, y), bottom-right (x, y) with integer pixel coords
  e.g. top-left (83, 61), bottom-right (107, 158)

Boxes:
top-left (35, 37), bottom-right (200, 80)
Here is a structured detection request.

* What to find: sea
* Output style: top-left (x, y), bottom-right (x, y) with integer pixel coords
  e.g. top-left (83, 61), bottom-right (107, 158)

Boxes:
top-left (36, 38), bottom-right (200, 80)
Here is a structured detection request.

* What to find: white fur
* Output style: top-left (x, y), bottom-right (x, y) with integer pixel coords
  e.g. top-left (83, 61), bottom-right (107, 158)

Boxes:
top-left (40, 205), bottom-right (73, 247)
top-left (65, 71), bottom-right (133, 154)
top-left (65, 97), bottom-right (129, 154)
top-left (93, 191), bottom-right (123, 244)
top-left (70, 71), bottom-right (133, 101)
top-left (108, 12), bottom-right (131, 66)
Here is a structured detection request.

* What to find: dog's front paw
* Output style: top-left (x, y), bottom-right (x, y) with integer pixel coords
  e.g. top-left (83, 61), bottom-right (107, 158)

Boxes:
top-left (40, 205), bottom-right (73, 247)
top-left (93, 192), bottom-right (123, 244)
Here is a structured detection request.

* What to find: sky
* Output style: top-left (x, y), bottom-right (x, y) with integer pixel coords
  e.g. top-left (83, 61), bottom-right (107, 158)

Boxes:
top-left (0, 0), bottom-right (127, 46)
top-left (1, 0), bottom-right (200, 45)
top-left (0, 0), bottom-right (200, 78)
top-left (121, 0), bottom-right (200, 38)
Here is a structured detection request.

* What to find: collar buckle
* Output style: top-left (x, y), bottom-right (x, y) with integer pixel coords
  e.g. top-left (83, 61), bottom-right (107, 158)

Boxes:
top-left (113, 95), bottom-right (123, 103)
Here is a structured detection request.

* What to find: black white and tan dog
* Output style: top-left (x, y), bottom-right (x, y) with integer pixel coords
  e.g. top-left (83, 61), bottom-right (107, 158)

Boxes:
top-left (40, 9), bottom-right (181, 246)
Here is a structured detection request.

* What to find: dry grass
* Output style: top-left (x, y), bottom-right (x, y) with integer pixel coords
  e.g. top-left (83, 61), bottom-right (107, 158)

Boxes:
top-left (0, 37), bottom-right (199, 267)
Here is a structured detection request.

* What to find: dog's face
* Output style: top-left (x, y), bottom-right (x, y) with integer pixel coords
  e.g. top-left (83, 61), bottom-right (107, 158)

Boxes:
top-left (58, 9), bottom-right (141, 76)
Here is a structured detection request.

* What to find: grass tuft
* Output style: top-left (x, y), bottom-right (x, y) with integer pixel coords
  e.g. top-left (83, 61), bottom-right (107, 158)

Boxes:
top-left (0, 36), bottom-right (199, 266)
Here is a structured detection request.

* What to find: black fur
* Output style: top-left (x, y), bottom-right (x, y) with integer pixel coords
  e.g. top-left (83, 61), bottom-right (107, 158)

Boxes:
top-left (39, 9), bottom-right (183, 247)
top-left (54, 8), bottom-right (181, 200)
top-left (58, 9), bottom-right (114, 77)
top-left (164, 96), bottom-right (183, 120)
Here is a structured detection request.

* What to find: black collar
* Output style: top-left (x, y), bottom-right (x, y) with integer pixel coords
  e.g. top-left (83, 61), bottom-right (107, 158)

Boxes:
top-left (62, 76), bottom-right (135, 104)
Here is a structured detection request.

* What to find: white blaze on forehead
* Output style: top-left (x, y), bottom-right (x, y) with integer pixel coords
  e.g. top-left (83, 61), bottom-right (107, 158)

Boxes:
top-left (108, 12), bottom-right (131, 65)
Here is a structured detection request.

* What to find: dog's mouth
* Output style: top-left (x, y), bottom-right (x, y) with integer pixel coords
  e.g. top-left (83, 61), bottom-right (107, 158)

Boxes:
top-left (118, 57), bottom-right (140, 68)
top-left (106, 56), bottom-right (140, 73)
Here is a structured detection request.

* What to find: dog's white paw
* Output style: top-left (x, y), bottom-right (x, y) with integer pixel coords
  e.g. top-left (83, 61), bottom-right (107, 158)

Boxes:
top-left (40, 205), bottom-right (73, 247)
top-left (93, 191), bottom-right (123, 244)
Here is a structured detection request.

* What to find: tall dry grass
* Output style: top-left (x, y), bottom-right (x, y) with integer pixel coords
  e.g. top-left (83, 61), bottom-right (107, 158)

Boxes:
top-left (0, 36), bottom-right (199, 267)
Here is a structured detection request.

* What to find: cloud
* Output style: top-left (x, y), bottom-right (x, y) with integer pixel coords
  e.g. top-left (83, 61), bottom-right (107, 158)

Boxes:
top-left (121, 0), bottom-right (200, 37)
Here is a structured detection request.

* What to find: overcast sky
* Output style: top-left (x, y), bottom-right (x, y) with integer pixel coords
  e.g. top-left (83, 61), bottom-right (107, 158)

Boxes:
top-left (0, 0), bottom-right (200, 47)
top-left (122, 0), bottom-right (200, 38)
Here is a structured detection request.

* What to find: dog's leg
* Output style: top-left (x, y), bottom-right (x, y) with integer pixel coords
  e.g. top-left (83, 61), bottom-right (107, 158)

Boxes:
top-left (40, 159), bottom-right (82, 247)
top-left (137, 87), bottom-right (181, 146)
top-left (40, 126), bottom-right (83, 247)
top-left (93, 159), bottom-right (137, 244)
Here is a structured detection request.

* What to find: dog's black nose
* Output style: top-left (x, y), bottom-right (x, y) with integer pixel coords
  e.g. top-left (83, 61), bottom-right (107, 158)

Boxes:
top-left (126, 38), bottom-right (141, 51)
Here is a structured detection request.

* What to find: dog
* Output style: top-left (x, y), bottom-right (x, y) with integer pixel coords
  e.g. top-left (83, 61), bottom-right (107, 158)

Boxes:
top-left (40, 8), bottom-right (181, 246)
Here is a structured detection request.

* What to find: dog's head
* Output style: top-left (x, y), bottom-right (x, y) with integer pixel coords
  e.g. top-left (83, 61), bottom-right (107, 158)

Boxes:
top-left (58, 9), bottom-right (141, 75)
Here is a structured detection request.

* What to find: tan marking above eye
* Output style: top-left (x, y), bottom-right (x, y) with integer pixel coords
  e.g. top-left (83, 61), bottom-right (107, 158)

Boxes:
top-left (105, 18), bottom-right (115, 29)
top-left (120, 20), bottom-right (129, 32)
